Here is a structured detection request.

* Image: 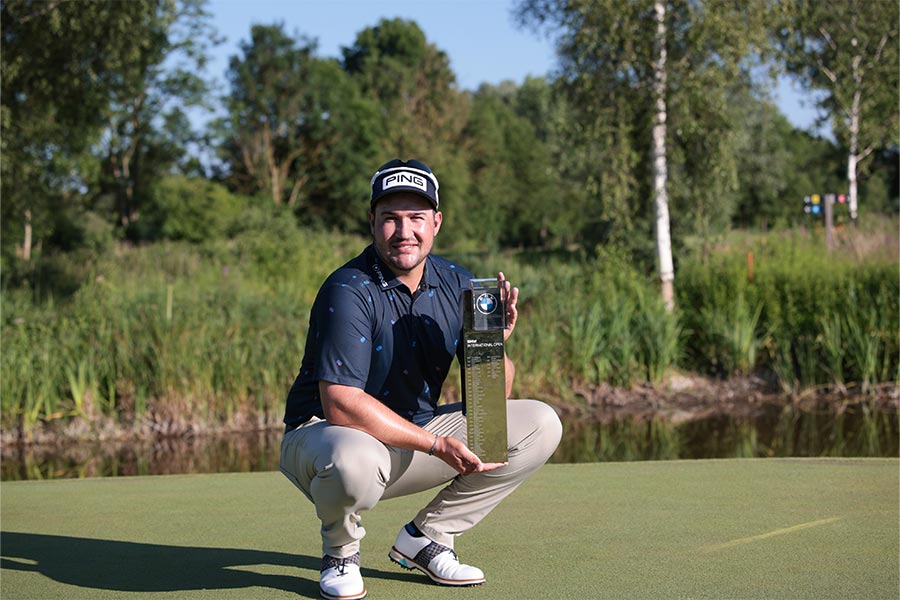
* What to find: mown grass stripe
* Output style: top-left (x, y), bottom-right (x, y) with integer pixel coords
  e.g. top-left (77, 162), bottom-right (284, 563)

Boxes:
top-left (702, 516), bottom-right (844, 552)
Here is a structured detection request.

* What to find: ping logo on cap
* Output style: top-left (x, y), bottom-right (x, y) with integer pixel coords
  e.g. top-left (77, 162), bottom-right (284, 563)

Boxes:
top-left (383, 172), bottom-right (427, 193)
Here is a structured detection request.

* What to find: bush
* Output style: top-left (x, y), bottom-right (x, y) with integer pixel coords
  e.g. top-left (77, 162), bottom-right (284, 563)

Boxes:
top-left (132, 175), bottom-right (244, 243)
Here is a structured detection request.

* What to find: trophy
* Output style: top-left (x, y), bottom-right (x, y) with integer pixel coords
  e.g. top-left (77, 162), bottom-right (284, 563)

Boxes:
top-left (461, 278), bottom-right (508, 463)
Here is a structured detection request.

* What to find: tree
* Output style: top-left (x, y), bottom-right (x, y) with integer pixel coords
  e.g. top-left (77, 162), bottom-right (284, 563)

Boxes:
top-left (651, 1), bottom-right (674, 309)
top-left (514, 76), bottom-right (592, 247)
top-left (463, 82), bottom-right (557, 248)
top-left (516, 0), bottom-right (782, 307)
top-left (93, 0), bottom-right (219, 230)
top-left (341, 19), bottom-right (471, 240)
top-left (341, 18), bottom-right (467, 159)
top-left (1, 0), bottom-right (161, 266)
top-left (729, 90), bottom-right (844, 229)
top-left (1, 0), bottom-right (219, 271)
top-left (218, 23), bottom-right (381, 230)
top-left (779, 0), bottom-right (899, 221)
top-left (221, 25), bottom-right (321, 207)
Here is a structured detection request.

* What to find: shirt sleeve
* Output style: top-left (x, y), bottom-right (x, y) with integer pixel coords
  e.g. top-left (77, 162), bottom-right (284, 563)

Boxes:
top-left (310, 282), bottom-right (374, 390)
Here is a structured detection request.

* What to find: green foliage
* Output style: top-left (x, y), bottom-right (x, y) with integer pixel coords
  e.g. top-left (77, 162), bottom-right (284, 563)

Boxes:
top-left (94, 0), bottom-right (219, 230)
top-left (516, 0), bottom-right (785, 252)
top-left (4, 4), bottom-right (900, 437)
top-left (729, 92), bottom-right (844, 229)
top-left (677, 226), bottom-right (899, 389)
top-left (1, 0), bottom-right (160, 265)
top-left (136, 175), bottom-right (244, 243)
top-left (342, 18), bottom-right (466, 159)
top-left (461, 84), bottom-right (558, 248)
top-left (1, 227), bottom-right (362, 433)
top-left (5, 3), bottom-right (896, 263)
top-left (3, 221), bottom-right (897, 435)
top-left (218, 23), bottom-right (379, 226)
top-left (779, 0), bottom-right (899, 172)
top-left (508, 248), bottom-right (682, 391)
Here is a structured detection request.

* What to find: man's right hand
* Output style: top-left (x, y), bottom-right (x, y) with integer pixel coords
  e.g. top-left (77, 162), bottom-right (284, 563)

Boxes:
top-left (433, 436), bottom-right (507, 475)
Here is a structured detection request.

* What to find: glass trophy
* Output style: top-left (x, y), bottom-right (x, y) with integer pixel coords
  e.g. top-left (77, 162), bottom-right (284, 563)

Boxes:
top-left (461, 278), bottom-right (508, 463)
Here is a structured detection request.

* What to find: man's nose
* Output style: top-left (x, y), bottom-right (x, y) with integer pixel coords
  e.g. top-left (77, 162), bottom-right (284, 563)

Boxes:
top-left (396, 218), bottom-right (414, 237)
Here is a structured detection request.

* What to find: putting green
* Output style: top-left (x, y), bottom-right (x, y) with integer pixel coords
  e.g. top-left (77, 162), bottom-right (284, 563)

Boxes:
top-left (2, 459), bottom-right (897, 599)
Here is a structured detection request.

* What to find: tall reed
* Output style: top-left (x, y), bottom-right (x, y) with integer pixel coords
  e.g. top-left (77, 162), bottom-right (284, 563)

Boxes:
top-left (2, 222), bottom-right (896, 436)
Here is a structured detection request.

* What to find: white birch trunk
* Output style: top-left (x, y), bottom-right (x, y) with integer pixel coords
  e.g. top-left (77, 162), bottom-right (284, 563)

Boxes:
top-left (653, 1), bottom-right (675, 311)
top-left (847, 53), bottom-right (861, 221)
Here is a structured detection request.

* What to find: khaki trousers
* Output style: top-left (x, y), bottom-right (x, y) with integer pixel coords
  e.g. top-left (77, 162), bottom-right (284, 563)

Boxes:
top-left (280, 399), bottom-right (562, 558)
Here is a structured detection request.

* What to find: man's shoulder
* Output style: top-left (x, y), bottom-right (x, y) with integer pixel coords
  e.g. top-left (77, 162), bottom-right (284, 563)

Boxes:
top-left (314, 251), bottom-right (378, 305)
top-left (428, 254), bottom-right (473, 283)
top-left (321, 250), bottom-right (371, 286)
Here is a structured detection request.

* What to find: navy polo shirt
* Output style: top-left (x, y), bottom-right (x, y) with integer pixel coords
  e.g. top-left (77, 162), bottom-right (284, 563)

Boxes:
top-left (284, 244), bottom-right (473, 429)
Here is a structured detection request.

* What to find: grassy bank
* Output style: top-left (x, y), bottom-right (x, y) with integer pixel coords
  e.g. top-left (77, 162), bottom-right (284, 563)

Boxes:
top-left (2, 218), bottom-right (897, 438)
top-left (2, 460), bottom-right (898, 599)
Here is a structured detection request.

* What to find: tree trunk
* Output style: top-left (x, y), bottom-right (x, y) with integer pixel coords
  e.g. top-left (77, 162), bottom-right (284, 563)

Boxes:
top-left (847, 53), bottom-right (861, 222)
top-left (652, 1), bottom-right (675, 311)
top-left (22, 209), bottom-right (32, 261)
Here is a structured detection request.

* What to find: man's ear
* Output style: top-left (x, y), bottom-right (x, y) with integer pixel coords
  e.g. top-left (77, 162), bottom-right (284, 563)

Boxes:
top-left (433, 210), bottom-right (443, 236)
top-left (368, 210), bottom-right (375, 236)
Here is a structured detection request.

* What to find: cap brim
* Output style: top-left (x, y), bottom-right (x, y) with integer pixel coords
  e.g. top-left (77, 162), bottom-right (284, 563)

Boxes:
top-left (371, 187), bottom-right (438, 209)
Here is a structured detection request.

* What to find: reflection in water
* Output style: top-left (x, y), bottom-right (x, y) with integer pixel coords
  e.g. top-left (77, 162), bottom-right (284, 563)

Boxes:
top-left (555, 402), bottom-right (899, 462)
top-left (2, 431), bottom-right (282, 481)
top-left (2, 402), bottom-right (897, 481)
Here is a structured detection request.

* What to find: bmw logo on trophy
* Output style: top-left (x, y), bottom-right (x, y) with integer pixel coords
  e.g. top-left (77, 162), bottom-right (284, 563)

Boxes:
top-left (461, 278), bottom-right (508, 463)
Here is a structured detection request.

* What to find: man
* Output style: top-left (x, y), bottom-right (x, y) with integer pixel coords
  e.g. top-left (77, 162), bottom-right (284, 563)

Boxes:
top-left (280, 158), bottom-right (562, 600)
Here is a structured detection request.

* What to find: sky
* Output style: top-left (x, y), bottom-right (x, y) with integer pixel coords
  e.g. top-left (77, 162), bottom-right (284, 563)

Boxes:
top-left (206, 0), bottom-right (828, 134)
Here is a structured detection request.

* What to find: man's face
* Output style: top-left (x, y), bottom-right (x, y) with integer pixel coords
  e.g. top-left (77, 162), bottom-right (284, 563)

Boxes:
top-left (369, 193), bottom-right (443, 277)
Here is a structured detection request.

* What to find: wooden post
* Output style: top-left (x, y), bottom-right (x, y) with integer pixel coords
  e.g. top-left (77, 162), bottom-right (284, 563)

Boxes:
top-left (824, 193), bottom-right (835, 252)
top-left (22, 209), bottom-right (32, 262)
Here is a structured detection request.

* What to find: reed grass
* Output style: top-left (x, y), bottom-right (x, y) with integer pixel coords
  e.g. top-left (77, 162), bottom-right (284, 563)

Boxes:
top-left (2, 220), bottom-right (897, 436)
top-left (678, 225), bottom-right (898, 391)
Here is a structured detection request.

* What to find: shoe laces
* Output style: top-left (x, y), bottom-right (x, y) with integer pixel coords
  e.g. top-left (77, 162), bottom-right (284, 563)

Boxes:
top-left (414, 541), bottom-right (457, 568)
top-left (322, 552), bottom-right (361, 576)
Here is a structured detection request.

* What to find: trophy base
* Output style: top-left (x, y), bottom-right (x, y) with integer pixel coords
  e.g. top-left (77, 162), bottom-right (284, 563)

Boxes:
top-left (462, 329), bottom-right (508, 463)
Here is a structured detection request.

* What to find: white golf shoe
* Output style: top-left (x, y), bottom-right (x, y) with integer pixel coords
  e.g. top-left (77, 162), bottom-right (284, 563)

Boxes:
top-left (319, 553), bottom-right (366, 600)
top-left (388, 524), bottom-right (485, 586)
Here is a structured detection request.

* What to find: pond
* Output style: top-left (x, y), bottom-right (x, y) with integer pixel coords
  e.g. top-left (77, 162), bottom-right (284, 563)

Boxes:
top-left (2, 401), bottom-right (897, 481)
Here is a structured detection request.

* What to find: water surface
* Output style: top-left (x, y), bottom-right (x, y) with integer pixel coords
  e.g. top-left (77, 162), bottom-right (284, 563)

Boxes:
top-left (2, 401), bottom-right (896, 481)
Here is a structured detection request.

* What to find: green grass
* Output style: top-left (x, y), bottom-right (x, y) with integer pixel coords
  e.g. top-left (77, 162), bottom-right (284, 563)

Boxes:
top-left (2, 460), bottom-right (897, 599)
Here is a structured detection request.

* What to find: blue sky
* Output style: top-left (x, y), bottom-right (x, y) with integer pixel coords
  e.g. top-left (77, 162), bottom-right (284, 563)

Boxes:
top-left (206, 0), bottom-right (827, 133)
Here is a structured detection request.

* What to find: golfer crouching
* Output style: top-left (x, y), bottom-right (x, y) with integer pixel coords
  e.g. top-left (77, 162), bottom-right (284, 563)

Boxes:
top-left (280, 158), bottom-right (562, 599)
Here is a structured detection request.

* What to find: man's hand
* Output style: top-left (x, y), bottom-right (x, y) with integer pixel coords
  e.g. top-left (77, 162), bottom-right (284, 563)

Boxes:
top-left (433, 435), bottom-right (507, 475)
top-left (498, 271), bottom-right (518, 342)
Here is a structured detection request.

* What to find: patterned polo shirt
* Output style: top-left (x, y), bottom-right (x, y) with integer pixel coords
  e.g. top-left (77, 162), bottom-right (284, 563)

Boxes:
top-left (284, 244), bottom-right (474, 429)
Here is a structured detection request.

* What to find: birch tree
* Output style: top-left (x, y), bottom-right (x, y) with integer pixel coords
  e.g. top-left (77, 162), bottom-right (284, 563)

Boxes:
top-left (652, 1), bottom-right (674, 310)
top-left (780, 0), bottom-right (899, 221)
top-left (517, 0), bottom-right (778, 308)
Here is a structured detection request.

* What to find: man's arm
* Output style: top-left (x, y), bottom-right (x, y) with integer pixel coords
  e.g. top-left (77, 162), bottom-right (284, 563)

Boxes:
top-left (319, 381), bottom-right (505, 474)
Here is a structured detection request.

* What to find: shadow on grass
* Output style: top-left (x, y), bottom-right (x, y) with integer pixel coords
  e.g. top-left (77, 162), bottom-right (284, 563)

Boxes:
top-left (0, 531), bottom-right (420, 598)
